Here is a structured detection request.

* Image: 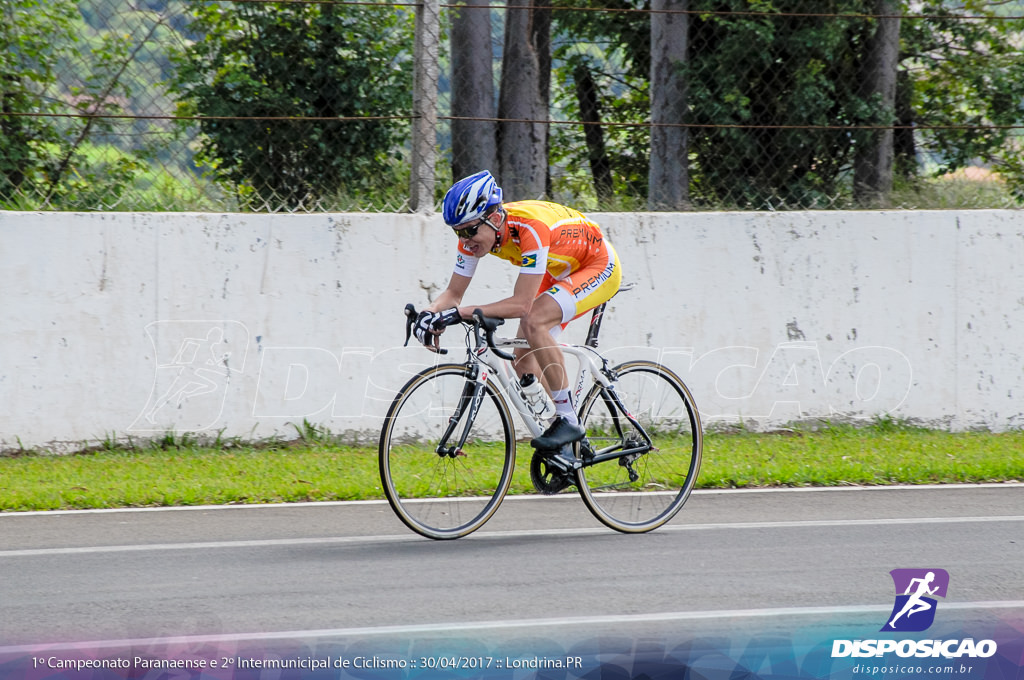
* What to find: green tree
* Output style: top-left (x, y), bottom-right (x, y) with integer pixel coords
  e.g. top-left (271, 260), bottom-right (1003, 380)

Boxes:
top-left (550, 1), bottom-right (1024, 208)
top-left (900, 1), bottom-right (1024, 198)
top-left (555, 0), bottom-right (876, 209)
top-left (549, 0), bottom-right (652, 206)
top-left (0, 0), bottom-right (78, 203)
top-left (171, 1), bottom-right (414, 211)
top-left (649, 0), bottom-right (690, 210)
top-left (1, 0), bottom-right (160, 209)
top-left (684, 0), bottom-right (879, 209)
top-left (498, 0), bottom-right (552, 198)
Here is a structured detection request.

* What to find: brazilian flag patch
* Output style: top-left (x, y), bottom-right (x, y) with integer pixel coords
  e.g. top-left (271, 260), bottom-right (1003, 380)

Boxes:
top-left (521, 254), bottom-right (537, 267)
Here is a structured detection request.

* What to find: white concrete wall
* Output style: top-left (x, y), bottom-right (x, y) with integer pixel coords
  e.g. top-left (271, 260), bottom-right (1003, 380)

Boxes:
top-left (2, 209), bottom-right (1022, 450)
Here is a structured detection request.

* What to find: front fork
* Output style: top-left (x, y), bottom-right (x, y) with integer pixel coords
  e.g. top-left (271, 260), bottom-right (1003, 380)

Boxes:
top-left (435, 363), bottom-right (488, 458)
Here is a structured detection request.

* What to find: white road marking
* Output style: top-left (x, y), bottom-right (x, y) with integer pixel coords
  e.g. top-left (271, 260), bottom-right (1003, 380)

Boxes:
top-left (1, 514), bottom-right (1021, 558)
top-left (1, 601), bottom-right (1022, 654)
top-left (1, 482), bottom-right (1020, 518)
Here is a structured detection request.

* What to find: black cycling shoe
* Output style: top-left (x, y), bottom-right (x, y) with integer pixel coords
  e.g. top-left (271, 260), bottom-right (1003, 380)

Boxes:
top-left (530, 416), bottom-right (585, 450)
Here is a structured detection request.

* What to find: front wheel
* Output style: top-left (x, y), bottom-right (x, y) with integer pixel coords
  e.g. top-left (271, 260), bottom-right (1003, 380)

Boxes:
top-left (379, 363), bottom-right (516, 539)
top-left (575, 360), bottom-right (702, 533)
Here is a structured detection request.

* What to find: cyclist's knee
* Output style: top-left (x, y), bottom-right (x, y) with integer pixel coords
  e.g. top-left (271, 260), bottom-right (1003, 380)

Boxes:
top-left (522, 300), bottom-right (563, 341)
top-left (519, 316), bottom-right (546, 343)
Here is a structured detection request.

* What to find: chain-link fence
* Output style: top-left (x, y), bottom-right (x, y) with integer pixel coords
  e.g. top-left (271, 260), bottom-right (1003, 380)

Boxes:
top-left (2, 0), bottom-right (1022, 213)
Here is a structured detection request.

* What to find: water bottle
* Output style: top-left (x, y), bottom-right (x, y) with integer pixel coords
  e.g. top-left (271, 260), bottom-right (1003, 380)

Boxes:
top-left (519, 374), bottom-right (555, 420)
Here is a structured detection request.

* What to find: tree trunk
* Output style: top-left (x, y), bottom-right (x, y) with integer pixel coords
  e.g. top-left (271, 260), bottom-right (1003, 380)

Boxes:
top-left (648, 0), bottom-right (689, 211)
top-left (497, 0), bottom-right (549, 199)
top-left (450, 0), bottom-right (497, 181)
top-left (893, 69), bottom-right (916, 180)
top-left (854, 0), bottom-right (901, 207)
top-left (574, 62), bottom-right (614, 202)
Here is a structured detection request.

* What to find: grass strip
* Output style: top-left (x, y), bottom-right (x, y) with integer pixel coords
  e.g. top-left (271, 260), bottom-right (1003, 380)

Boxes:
top-left (1, 423), bottom-right (1022, 512)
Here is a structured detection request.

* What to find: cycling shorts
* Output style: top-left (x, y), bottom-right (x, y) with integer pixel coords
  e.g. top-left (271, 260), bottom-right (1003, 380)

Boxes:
top-left (541, 241), bottom-right (622, 329)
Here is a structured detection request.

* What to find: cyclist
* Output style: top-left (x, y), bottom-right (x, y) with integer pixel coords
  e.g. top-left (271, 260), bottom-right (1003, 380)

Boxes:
top-left (414, 170), bottom-right (622, 456)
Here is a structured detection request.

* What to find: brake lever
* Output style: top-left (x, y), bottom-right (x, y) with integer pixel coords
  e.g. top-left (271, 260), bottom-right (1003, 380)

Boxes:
top-left (403, 303), bottom-right (417, 347)
top-left (404, 303), bottom-right (448, 355)
top-left (472, 308), bottom-right (514, 361)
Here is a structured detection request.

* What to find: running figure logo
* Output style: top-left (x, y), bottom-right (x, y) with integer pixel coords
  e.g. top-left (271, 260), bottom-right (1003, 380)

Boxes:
top-left (882, 568), bottom-right (949, 632)
top-left (129, 321), bottom-right (249, 433)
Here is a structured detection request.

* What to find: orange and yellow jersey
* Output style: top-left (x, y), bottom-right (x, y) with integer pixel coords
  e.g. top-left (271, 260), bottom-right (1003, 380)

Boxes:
top-left (453, 200), bottom-right (608, 280)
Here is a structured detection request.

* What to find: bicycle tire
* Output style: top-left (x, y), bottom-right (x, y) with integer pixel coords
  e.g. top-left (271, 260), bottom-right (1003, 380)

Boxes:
top-left (575, 360), bottom-right (702, 533)
top-left (379, 363), bottom-right (516, 539)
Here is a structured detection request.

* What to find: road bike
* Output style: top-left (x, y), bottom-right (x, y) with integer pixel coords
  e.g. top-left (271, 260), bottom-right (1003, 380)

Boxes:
top-left (378, 291), bottom-right (702, 540)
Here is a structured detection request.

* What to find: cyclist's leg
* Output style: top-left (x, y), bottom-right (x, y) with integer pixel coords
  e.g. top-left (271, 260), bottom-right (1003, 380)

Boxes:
top-left (520, 294), bottom-right (571, 392)
top-left (517, 294), bottom-right (585, 454)
top-left (531, 244), bottom-right (621, 402)
top-left (546, 243), bottom-right (622, 326)
top-left (524, 249), bottom-right (620, 451)
top-left (513, 272), bottom-right (558, 382)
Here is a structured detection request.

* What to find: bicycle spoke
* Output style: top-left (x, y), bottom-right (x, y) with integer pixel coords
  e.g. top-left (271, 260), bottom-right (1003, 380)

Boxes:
top-left (379, 365), bottom-right (515, 539)
top-left (576, 361), bottom-right (702, 532)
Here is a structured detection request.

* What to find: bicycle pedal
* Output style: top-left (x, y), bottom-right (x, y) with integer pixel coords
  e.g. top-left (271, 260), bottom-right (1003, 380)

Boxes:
top-left (529, 450), bottom-right (575, 494)
top-left (540, 446), bottom-right (581, 471)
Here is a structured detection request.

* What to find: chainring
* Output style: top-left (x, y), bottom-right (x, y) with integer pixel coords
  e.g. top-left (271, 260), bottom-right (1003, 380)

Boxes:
top-left (529, 450), bottom-right (575, 495)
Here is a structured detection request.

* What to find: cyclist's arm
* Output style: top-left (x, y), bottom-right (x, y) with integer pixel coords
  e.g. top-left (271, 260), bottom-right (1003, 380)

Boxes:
top-left (458, 271), bottom-right (544, 321)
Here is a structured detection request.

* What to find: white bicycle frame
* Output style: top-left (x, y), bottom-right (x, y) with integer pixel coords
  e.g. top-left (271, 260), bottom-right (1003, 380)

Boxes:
top-left (462, 333), bottom-right (613, 439)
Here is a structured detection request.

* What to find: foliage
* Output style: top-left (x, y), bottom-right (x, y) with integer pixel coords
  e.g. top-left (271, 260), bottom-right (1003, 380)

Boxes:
top-left (170, 1), bottom-right (414, 211)
top-left (3, 0), bottom-right (1022, 211)
top-left (0, 0), bottom-right (78, 202)
top-left (685, 0), bottom-right (881, 209)
top-left (2, 423), bottom-right (1022, 510)
top-left (0, 0), bottom-right (172, 210)
top-left (550, 0), bottom-right (652, 204)
top-left (900, 1), bottom-right (1024, 200)
top-left (548, 0), bottom-right (884, 209)
top-left (548, 0), bottom-right (1024, 209)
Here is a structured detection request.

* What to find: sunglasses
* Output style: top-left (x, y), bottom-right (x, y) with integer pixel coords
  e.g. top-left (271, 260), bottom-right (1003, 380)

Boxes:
top-left (453, 217), bottom-right (487, 239)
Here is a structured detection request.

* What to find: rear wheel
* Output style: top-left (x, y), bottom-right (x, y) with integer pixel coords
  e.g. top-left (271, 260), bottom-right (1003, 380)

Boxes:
top-left (575, 360), bottom-right (702, 533)
top-left (379, 364), bottom-right (516, 539)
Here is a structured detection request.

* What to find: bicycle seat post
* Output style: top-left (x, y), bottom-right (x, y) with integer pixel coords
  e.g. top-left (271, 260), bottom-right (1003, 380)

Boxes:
top-left (584, 303), bottom-right (607, 349)
top-left (585, 281), bottom-right (634, 348)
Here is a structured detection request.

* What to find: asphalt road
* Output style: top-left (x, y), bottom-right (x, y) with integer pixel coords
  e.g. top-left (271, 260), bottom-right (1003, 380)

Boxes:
top-left (2, 484), bottom-right (1022, 649)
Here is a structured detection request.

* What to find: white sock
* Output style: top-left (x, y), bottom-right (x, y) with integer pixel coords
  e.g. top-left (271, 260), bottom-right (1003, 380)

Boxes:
top-left (551, 389), bottom-right (578, 425)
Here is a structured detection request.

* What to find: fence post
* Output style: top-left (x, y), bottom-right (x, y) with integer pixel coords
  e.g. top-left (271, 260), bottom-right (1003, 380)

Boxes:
top-left (410, 0), bottom-right (440, 212)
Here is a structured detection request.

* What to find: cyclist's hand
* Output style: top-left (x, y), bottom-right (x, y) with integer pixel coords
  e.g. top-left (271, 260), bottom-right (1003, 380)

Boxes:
top-left (414, 308), bottom-right (461, 352)
top-left (413, 311), bottom-right (441, 350)
top-left (433, 307), bottom-right (461, 329)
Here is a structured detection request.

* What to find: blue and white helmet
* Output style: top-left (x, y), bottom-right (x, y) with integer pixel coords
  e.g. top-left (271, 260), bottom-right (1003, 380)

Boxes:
top-left (442, 170), bottom-right (503, 227)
